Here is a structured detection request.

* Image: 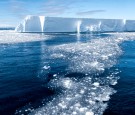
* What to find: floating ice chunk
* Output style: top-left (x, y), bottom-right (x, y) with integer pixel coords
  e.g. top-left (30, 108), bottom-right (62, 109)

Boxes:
top-left (73, 111), bottom-right (77, 115)
top-left (74, 103), bottom-right (81, 107)
top-left (118, 37), bottom-right (124, 40)
top-left (79, 107), bottom-right (87, 112)
top-left (93, 82), bottom-right (100, 87)
top-left (80, 89), bottom-right (85, 94)
top-left (58, 102), bottom-right (67, 109)
top-left (101, 55), bottom-right (109, 60)
top-left (88, 100), bottom-right (96, 105)
top-left (53, 74), bottom-right (57, 77)
top-left (43, 65), bottom-right (50, 70)
top-left (66, 97), bottom-right (72, 101)
top-left (85, 111), bottom-right (94, 115)
top-left (91, 92), bottom-right (96, 96)
top-left (90, 61), bottom-right (99, 67)
top-left (51, 53), bottom-right (65, 58)
top-left (95, 90), bottom-right (112, 102)
top-left (115, 37), bottom-right (124, 42)
top-left (62, 78), bottom-right (73, 89)
top-left (111, 81), bottom-right (118, 85)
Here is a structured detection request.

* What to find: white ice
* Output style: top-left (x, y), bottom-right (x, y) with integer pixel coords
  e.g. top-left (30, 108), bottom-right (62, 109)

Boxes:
top-left (15, 16), bottom-right (135, 33)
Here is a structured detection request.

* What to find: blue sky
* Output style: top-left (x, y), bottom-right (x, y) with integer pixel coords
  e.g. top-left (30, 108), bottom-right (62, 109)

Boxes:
top-left (0, 0), bottom-right (135, 27)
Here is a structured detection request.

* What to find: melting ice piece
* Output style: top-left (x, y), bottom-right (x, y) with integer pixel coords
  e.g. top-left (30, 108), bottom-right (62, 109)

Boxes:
top-left (43, 65), bottom-right (50, 70)
top-left (62, 78), bottom-right (73, 89)
top-left (85, 111), bottom-right (94, 115)
top-left (93, 82), bottom-right (100, 87)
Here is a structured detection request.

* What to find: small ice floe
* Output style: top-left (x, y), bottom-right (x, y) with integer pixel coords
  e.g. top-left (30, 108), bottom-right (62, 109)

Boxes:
top-left (80, 89), bottom-right (85, 94)
top-left (51, 53), bottom-right (65, 58)
top-left (88, 100), bottom-right (96, 105)
top-left (79, 107), bottom-right (87, 112)
top-left (115, 37), bottom-right (124, 42)
top-left (101, 55), bottom-right (108, 60)
top-left (93, 82), bottom-right (100, 87)
top-left (72, 111), bottom-right (77, 115)
top-left (85, 111), bottom-right (94, 115)
top-left (90, 61), bottom-right (104, 71)
top-left (53, 74), bottom-right (57, 77)
top-left (43, 65), bottom-right (50, 70)
top-left (118, 37), bottom-right (124, 40)
top-left (58, 102), bottom-right (67, 109)
top-left (62, 78), bottom-right (73, 89)
top-left (111, 80), bottom-right (118, 85)
top-left (90, 61), bottom-right (98, 67)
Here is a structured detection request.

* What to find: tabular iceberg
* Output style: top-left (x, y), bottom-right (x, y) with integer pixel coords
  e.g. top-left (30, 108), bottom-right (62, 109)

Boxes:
top-left (15, 15), bottom-right (135, 33)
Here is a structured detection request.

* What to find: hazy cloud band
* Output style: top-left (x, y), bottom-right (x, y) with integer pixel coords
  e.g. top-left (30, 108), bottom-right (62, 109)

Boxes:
top-left (77, 10), bottom-right (106, 16)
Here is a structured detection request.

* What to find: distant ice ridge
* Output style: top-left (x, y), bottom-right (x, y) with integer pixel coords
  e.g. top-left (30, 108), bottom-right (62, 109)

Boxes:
top-left (15, 15), bottom-right (135, 33)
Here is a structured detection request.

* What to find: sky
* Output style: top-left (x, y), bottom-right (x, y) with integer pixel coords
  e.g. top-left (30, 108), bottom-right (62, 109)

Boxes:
top-left (0, 0), bottom-right (135, 27)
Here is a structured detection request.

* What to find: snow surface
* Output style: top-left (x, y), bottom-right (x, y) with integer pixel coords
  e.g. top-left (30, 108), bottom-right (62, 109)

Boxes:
top-left (0, 30), bottom-right (50, 43)
top-left (15, 16), bottom-right (135, 33)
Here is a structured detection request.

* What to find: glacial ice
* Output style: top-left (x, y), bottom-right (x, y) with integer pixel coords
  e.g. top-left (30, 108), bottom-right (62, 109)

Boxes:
top-left (15, 15), bottom-right (135, 33)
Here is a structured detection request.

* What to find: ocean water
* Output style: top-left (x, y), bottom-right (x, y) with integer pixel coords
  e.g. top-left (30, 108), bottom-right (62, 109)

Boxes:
top-left (0, 31), bottom-right (135, 115)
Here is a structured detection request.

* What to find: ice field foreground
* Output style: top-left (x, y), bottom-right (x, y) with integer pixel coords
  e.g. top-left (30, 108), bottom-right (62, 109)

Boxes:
top-left (0, 30), bottom-right (132, 115)
top-left (15, 16), bottom-right (135, 33)
top-left (27, 33), bottom-right (135, 115)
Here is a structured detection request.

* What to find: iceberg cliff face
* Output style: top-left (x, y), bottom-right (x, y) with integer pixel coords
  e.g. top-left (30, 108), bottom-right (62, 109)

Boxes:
top-left (15, 16), bottom-right (135, 33)
top-left (15, 16), bottom-right (42, 32)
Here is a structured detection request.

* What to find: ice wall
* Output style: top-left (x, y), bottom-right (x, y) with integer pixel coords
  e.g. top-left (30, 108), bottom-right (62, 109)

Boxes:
top-left (15, 15), bottom-right (135, 33)
top-left (15, 16), bottom-right (42, 32)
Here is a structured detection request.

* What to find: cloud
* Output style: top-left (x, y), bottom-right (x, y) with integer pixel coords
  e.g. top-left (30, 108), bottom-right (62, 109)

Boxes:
top-left (9, 0), bottom-right (31, 18)
top-left (7, 0), bottom-right (101, 20)
top-left (9, 0), bottom-right (74, 17)
top-left (8, 0), bottom-right (91, 17)
top-left (37, 0), bottom-right (87, 16)
top-left (76, 10), bottom-right (106, 16)
top-left (37, 0), bottom-right (72, 16)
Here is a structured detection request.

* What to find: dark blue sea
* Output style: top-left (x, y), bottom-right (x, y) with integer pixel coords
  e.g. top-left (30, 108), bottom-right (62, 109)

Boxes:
top-left (0, 31), bottom-right (135, 115)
